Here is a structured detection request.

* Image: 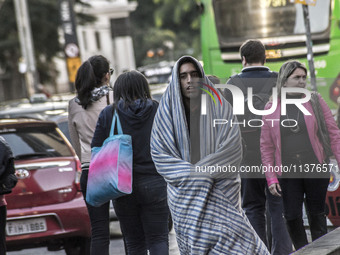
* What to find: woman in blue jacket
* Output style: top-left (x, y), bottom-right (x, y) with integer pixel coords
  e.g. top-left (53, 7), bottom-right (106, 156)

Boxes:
top-left (91, 70), bottom-right (169, 255)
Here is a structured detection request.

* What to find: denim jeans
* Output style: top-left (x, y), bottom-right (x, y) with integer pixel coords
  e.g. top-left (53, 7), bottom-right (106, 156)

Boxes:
top-left (0, 205), bottom-right (6, 255)
top-left (114, 175), bottom-right (169, 255)
top-left (81, 169), bottom-right (110, 255)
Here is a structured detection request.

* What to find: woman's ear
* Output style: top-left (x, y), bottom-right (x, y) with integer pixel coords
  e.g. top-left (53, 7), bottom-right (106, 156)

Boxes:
top-left (101, 73), bottom-right (110, 84)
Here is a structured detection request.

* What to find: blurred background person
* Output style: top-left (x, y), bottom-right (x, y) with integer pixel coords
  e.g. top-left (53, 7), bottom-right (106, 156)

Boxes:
top-left (224, 39), bottom-right (291, 255)
top-left (68, 55), bottom-right (114, 255)
top-left (261, 60), bottom-right (340, 251)
top-left (0, 136), bottom-right (17, 255)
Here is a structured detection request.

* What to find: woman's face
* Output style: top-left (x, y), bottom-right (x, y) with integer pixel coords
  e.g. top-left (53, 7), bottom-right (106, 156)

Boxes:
top-left (284, 67), bottom-right (307, 89)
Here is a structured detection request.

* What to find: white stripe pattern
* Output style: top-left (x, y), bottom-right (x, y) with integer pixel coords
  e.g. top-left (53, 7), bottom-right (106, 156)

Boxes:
top-left (151, 56), bottom-right (269, 254)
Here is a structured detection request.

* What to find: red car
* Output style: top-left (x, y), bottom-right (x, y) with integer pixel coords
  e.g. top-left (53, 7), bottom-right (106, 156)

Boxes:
top-left (0, 118), bottom-right (90, 254)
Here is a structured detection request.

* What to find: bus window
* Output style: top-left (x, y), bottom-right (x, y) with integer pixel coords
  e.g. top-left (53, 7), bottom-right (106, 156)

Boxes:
top-left (213, 0), bottom-right (330, 55)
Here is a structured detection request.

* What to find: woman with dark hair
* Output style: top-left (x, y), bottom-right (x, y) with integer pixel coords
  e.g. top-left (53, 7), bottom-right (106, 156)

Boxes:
top-left (92, 70), bottom-right (169, 255)
top-left (68, 55), bottom-right (114, 255)
top-left (261, 60), bottom-right (340, 251)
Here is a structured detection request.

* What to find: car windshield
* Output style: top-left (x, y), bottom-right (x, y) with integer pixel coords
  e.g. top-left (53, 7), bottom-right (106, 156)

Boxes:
top-left (0, 125), bottom-right (72, 158)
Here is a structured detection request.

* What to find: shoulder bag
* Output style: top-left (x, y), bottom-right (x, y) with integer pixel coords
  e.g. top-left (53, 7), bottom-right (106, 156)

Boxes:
top-left (310, 92), bottom-right (333, 159)
top-left (86, 108), bottom-right (133, 207)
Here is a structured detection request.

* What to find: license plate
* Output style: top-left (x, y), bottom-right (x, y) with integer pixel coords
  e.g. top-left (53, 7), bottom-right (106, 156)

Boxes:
top-left (6, 218), bottom-right (47, 236)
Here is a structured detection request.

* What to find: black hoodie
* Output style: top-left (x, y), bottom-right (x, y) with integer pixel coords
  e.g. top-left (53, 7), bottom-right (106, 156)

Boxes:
top-left (91, 99), bottom-right (160, 176)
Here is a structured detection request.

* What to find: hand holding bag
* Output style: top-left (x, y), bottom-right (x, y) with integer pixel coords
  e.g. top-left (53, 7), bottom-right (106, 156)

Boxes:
top-left (86, 109), bottom-right (133, 207)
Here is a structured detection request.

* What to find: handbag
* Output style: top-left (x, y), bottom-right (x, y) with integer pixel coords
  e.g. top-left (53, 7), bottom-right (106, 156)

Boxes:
top-left (86, 108), bottom-right (133, 207)
top-left (310, 92), bottom-right (333, 158)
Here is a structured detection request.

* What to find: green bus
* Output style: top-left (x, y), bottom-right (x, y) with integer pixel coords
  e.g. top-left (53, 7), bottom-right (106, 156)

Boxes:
top-left (200, 0), bottom-right (340, 108)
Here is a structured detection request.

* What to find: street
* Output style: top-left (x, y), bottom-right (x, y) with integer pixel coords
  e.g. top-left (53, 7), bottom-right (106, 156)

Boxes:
top-left (7, 229), bottom-right (180, 255)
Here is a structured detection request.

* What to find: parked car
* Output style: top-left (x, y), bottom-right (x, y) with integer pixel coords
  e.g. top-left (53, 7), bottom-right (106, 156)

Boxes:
top-left (46, 113), bottom-right (122, 237)
top-left (0, 94), bottom-right (69, 120)
top-left (0, 118), bottom-right (91, 254)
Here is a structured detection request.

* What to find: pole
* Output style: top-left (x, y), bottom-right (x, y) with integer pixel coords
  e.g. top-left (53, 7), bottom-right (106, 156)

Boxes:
top-left (302, 4), bottom-right (317, 91)
top-left (21, 0), bottom-right (39, 91)
top-left (59, 0), bottom-right (81, 91)
top-left (14, 0), bottom-right (38, 98)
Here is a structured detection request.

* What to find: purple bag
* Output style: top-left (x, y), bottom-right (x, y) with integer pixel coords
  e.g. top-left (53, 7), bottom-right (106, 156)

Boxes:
top-left (86, 111), bottom-right (133, 207)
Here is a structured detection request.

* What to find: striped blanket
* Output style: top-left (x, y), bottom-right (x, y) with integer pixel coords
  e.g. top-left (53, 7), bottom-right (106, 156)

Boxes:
top-left (151, 56), bottom-right (269, 254)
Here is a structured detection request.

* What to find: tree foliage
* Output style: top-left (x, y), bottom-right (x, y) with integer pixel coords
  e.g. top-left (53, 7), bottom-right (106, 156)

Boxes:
top-left (130, 0), bottom-right (201, 67)
top-left (0, 0), bottom-right (201, 99)
top-left (0, 0), bottom-right (94, 99)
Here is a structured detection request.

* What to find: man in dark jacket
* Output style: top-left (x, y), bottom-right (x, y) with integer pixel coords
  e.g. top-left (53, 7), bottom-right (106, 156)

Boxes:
top-left (224, 39), bottom-right (292, 255)
top-left (0, 136), bottom-right (17, 255)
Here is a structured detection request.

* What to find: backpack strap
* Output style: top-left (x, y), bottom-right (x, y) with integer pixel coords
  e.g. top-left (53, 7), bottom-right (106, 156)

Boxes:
top-left (229, 71), bottom-right (277, 96)
top-left (111, 104), bottom-right (118, 135)
top-left (228, 74), bottom-right (247, 95)
top-left (257, 71), bottom-right (277, 95)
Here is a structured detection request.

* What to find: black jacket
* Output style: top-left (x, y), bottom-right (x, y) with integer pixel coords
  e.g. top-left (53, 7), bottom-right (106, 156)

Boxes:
top-left (91, 99), bottom-right (160, 177)
top-left (223, 66), bottom-right (277, 164)
top-left (0, 136), bottom-right (17, 194)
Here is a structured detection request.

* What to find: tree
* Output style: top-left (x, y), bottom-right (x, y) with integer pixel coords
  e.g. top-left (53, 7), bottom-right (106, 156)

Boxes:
top-left (130, 0), bottom-right (201, 67)
top-left (0, 0), bottom-right (94, 100)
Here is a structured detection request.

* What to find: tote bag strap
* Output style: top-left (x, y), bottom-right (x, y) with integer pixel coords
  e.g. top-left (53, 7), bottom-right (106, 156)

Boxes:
top-left (109, 108), bottom-right (123, 137)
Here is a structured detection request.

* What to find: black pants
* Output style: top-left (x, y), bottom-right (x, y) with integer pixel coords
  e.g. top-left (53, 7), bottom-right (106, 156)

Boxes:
top-left (0, 205), bottom-right (6, 255)
top-left (81, 169), bottom-right (110, 255)
top-left (114, 175), bottom-right (169, 255)
top-left (280, 156), bottom-right (330, 220)
top-left (241, 178), bottom-right (292, 255)
top-left (280, 177), bottom-right (329, 220)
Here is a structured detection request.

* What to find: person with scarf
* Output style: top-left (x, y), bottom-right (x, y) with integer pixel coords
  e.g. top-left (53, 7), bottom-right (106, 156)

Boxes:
top-left (261, 60), bottom-right (340, 251)
top-left (151, 55), bottom-right (269, 254)
top-left (68, 55), bottom-right (114, 255)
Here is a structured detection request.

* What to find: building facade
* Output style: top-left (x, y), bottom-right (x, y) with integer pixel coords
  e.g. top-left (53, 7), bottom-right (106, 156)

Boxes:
top-left (56, 0), bottom-right (137, 92)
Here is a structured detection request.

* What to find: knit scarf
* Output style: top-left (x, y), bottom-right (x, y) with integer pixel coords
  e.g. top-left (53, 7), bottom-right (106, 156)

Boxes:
top-left (75, 85), bottom-right (111, 105)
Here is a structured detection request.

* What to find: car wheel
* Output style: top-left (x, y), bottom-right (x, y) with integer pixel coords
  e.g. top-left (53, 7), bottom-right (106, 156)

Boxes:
top-left (64, 237), bottom-right (90, 255)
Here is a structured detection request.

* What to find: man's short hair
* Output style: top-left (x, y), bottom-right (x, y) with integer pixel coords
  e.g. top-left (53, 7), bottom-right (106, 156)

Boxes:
top-left (240, 39), bottom-right (266, 65)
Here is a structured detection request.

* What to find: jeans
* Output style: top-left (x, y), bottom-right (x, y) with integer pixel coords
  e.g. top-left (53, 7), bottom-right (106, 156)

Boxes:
top-left (0, 205), bottom-right (6, 255)
top-left (114, 175), bottom-right (169, 255)
top-left (81, 169), bottom-right (110, 255)
top-left (242, 178), bottom-right (292, 255)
